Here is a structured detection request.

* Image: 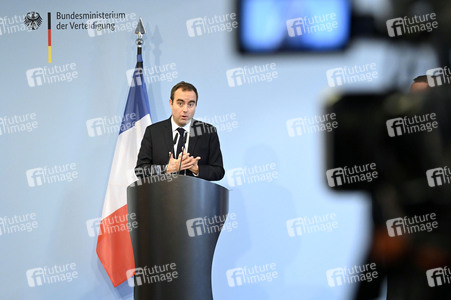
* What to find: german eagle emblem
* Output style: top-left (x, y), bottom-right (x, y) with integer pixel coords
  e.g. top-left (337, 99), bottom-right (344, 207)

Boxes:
top-left (24, 12), bottom-right (42, 30)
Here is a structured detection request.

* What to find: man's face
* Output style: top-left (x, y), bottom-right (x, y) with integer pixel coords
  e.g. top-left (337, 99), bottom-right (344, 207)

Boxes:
top-left (410, 82), bottom-right (429, 93)
top-left (170, 88), bottom-right (197, 127)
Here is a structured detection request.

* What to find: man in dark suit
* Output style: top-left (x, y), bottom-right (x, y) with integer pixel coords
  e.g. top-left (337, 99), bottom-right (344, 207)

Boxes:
top-left (135, 81), bottom-right (224, 181)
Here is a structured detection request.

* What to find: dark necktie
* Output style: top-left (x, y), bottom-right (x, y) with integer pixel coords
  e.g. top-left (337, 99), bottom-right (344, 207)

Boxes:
top-left (175, 127), bottom-right (186, 159)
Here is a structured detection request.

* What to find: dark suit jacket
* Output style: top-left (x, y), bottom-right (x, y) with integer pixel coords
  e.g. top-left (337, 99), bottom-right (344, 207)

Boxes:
top-left (135, 117), bottom-right (225, 181)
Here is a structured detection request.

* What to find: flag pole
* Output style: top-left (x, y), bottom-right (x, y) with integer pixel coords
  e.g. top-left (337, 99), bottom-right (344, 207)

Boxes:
top-left (135, 17), bottom-right (146, 61)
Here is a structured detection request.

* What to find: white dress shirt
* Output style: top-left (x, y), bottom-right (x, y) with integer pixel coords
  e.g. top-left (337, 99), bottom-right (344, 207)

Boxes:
top-left (170, 116), bottom-right (191, 157)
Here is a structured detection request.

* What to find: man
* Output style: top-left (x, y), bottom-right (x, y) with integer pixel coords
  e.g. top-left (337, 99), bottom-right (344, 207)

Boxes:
top-left (410, 75), bottom-right (430, 93)
top-left (135, 81), bottom-right (224, 181)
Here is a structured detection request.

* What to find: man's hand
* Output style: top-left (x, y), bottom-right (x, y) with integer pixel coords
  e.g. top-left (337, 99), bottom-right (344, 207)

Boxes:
top-left (187, 154), bottom-right (201, 175)
top-left (179, 150), bottom-right (201, 174)
top-left (166, 151), bottom-right (201, 174)
top-left (166, 152), bottom-right (179, 174)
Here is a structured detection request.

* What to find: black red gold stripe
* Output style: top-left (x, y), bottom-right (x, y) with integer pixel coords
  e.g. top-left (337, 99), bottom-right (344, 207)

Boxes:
top-left (48, 12), bottom-right (52, 63)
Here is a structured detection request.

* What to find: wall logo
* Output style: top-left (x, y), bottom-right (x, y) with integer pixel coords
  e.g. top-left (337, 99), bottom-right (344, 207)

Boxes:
top-left (426, 267), bottom-right (451, 287)
top-left (426, 66), bottom-right (451, 87)
top-left (386, 113), bottom-right (438, 137)
top-left (126, 63), bottom-right (178, 87)
top-left (26, 163), bottom-right (78, 187)
top-left (326, 63), bottom-right (378, 87)
top-left (24, 12), bottom-right (42, 30)
top-left (326, 263), bottom-right (378, 287)
top-left (226, 263), bottom-right (278, 287)
top-left (26, 63), bottom-right (78, 87)
top-left (286, 213), bottom-right (338, 237)
top-left (326, 163), bottom-right (378, 187)
top-left (126, 263), bottom-right (178, 287)
top-left (86, 113), bottom-right (136, 137)
top-left (426, 167), bottom-right (451, 187)
top-left (196, 113), bottom-right (238, 134)
top-left (186, 213), bottom-right (238, 237)
top-left (386, 213), bottom-right (438, 237)
top-left (186, 13), bottom-right (237, 37)
top-left (0, 213), bottom-right (38, 236)
top-left (0, 113), bottom-right (38, 136)
top-left (227, 163), bottom-right (278, 187)
top-left (86, 213), bottom-right (138, 237)
top-left (286, 113), bottom-right (338, 137)
top-left (386, 13), bottom-right (438, 37)
top-left (54, 11), bottom-right (125, 32)
top-left (286, 13), bottom-right (338, 37)
top-left (26, 263), bottom-right (78, 287)
top-left (226, 63), bottom-right (278, 87)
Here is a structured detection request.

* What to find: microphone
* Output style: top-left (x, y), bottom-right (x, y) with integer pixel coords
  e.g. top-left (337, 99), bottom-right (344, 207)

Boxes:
top-left (166, 133), bottom-right (178, 173)
top-left (178, 132), bottom-right (188, 174)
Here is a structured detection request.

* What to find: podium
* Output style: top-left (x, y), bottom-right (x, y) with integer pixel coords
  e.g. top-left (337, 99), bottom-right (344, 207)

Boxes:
top-left (127, 175), bottom-right (229, 300)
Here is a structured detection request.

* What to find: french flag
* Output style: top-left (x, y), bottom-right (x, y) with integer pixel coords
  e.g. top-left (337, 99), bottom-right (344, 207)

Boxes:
top-left (96, 54), bottom-right (151, 287)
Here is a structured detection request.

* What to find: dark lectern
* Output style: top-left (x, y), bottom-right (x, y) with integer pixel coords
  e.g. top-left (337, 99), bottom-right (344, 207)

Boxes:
top-left (127, 175), bottom-right (229, 300)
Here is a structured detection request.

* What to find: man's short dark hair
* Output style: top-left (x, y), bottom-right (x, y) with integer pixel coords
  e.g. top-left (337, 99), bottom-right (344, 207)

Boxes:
top-left (170, 81), bottom-right (198, 102)
top-left (413, 75), bottom-right (429, 84)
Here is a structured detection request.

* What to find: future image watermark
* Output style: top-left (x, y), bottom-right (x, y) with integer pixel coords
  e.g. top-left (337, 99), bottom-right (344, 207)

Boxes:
top-left (132, 171), bottom-right (179, 186)
top-left (86, 113), bottom-right (137, 137)
top-left (26, 263), bottom-right (78, 287)
top-left (326, 263), bottom-right (378, 287)
top-left (386, 13), bottom-right (438, 38)
top-left (26, 63), bottom-right (78, 87)
top-left (226, 63), bottom-right (278, 87)
top-left (189, 120), bottom-right (218, 138)
top-left (0, 212), bottom-right (38, 236)
top-left (196, 113), bottom-right (239, 134)
top-left (86, 12), bottom-right (137, 37)
top-left (186, 13), bottom-right (237, 37)
top-left (286, 113), bottom-right (338, 137)
top-left (426, 66), bottom-right (451, 87)
top-left (126, 63), bottom-right (178, 87)
top-left (326, 63), bottom-right (378, 87)
top-left (426, 166), bottom-right (451, 187)
top-left (386, 113), bottom-right (438, 137)
top-left (286, 13), bottom-right (338, 37)
top-left (26, 163), bottom-right (79, 187)
top-left (227, 163), bottom-right (278, 187)
top-left (0, 14), bottom-right (32, 36)
top-left (86, 212), bottom-right (138, 237)
top-left (126, 263), bottom-right (178, 287)
top-left (226, 263), bottom-right (278, 287)
top-left (286, 213), bottom-right (338, 237)
top-left (426, 267), bottom-right (451, 287)
top-left (386, 213), bottom-right (438, 237)
top-left (186, 212), bottom-right (238, 237)
top-left (326, 163), bottom-right (378, 187)
top-left (0, 113), bottom-right (38, 136)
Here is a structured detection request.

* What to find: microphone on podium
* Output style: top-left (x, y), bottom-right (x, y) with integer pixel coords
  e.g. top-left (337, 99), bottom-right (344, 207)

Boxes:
top-left (178, 132), bottom-right (188, 174)
top-left (166, 133), bottom-right (179, 173)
